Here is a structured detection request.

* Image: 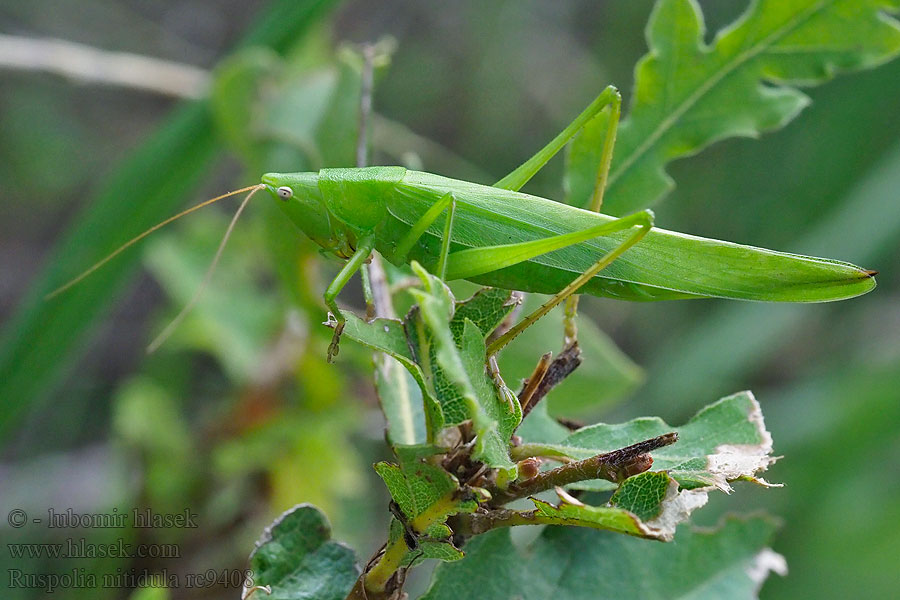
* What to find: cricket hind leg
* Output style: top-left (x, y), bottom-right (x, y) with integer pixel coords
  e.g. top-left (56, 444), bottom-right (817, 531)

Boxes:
top-left (491, 85), bottom-right (623, 354)
top-left (496, 85), bottom-right (621, 353)
top-left (485, 210), bottom-right (653, 356)
top-left (443, 207), bottom-right (651, 283)
top-left (324, 233), bottom-right (377, 362)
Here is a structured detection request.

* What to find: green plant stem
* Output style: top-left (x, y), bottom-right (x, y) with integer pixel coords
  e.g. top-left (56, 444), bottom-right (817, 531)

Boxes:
top-left (363, 537), bottom-right (409, 595)
top-left (489, 433), bottom-right (677, 505)
top-left (509, 443), bottom-right (577, 462)
top-left (357, 490), bottom-right (463, 598)
top-left (409, 492), bottom-right (459, 532)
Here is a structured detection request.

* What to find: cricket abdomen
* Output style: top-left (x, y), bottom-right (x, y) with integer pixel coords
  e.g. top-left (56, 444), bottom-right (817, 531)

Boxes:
top-left (379, 170), bottom-right (875, 303)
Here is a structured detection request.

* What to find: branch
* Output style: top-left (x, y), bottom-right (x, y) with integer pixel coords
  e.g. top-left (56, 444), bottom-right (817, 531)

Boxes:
top-left (449, 507), bottom-right (544, 537)
top-left (0, 34), bottom-right (208, 98)
top-left (517, 341), bottom-right (583, 419)
top-left (488, 432), bottom-right (678, 505)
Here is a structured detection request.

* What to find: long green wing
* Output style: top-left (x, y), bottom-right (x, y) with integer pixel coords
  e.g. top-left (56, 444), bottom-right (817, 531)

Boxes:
top-left (377, 171), bottom-right (874, 303)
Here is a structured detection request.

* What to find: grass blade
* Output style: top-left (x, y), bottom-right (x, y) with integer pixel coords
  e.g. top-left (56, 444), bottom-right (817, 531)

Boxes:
top-left (0, 0), bottom-right (340, 439)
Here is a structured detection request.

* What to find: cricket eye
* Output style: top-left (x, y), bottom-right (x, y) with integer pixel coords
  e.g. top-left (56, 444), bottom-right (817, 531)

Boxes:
top-left (276, 186), bottom-right (293, 200)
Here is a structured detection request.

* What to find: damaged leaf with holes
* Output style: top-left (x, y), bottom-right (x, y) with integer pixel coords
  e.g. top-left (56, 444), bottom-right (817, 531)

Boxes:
top-left (472, 392), bottom-right (779, 542)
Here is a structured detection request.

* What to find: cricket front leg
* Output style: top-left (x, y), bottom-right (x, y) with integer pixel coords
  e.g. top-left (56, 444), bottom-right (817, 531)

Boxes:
top-left (434, 194), bottom-right (457, 280)
top-left (324, 233), bottom-right (376, 362)
top-left (494, 85), bottom-right (621, 194)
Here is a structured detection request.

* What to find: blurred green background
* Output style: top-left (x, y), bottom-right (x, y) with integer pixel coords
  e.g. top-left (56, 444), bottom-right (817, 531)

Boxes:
top-left (1, 1), bottom-right (898, 598)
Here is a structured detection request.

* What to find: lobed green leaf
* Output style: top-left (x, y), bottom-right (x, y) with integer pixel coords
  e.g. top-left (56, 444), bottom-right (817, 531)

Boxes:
top-left (566, 0), bottom-right (900, 215)
top-left (375, 445), bottom-right (476, 565)
top-left (374, 445), bottom-right (456, 522)
top-left (500, 471), bottom-right (707, 542)
top-left (408, 265), bottom-right (520, 473)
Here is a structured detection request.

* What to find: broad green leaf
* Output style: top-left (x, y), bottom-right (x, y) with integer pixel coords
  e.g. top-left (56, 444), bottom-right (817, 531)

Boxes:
top-left (566, 0), bottom-right (900, 215)
top-left (548, 391), bottom-right (778, 492)
top-left (0, 0), bottom-right (341, 439)
top-left (483, 394), bottom-right (775, 542)
top-left (249, 504), bottom-right (358, 600)
top-left (422, 515), bottom-right (785, 600)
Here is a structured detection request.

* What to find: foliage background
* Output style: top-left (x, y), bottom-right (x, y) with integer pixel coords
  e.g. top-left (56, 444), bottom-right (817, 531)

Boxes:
top-left (1, 0), bottom-right (898, 598)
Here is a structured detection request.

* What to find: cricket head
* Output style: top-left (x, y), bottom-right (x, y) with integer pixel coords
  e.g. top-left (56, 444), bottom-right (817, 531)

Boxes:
top-left (262, 172), bottom-right (345, 253)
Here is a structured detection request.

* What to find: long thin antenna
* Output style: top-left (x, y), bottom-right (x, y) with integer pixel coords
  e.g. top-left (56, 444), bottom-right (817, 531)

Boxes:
top-left (146, 184), bottom-right (263, 354)
top-left (45, 184), bottom-right (263, 300)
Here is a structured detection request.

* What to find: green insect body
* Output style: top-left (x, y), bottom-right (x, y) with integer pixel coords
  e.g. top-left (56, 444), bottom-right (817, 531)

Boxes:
top-left (49, 86), bottom-right (876, 360)
top-left (262, 167), bottom-right (875, 304)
